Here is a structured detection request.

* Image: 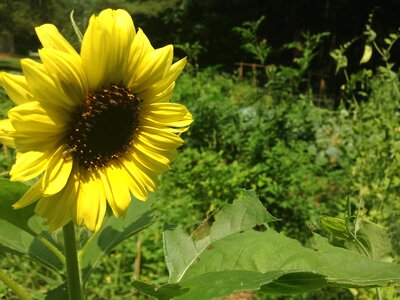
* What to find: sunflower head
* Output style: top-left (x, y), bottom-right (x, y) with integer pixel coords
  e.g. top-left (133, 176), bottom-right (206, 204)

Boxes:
top-left (0, 9), bottom-right (192, 231)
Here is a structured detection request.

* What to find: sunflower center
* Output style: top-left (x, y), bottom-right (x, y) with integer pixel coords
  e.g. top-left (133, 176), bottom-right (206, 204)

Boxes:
top-left (67, 85), bottom-right (141, 169)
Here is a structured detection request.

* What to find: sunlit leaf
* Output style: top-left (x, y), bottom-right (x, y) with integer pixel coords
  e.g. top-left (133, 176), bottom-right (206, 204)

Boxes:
top-left (133, 191), bottom-right (400, 299)
top-left (164, 190), bottom-right (277, 283)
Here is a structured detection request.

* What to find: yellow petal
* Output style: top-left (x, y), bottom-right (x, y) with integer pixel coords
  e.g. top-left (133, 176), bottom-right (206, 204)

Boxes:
top-left (138, 57), bottom-right (186, 100)
top-left (136, 134), bottom-right (178, 162)
top-left (0, 119), bottom-right (16, 148)
top-left (35, 24), bottom-right (80, 59)
top-left (10, 151), bottom-right (50, 181)
top-left (12, 131), bottom-right (63, 152)
top-left (21, 59), bottom-right (77, 111)
top-left (130, 147), bottom-right (170, 173)
top-left (100, 163), bottom-right (132, 217)
top-left (120, 155), bottom-right (155, 196)
top-left (142, 82), bottom-right (176, 104)
top-left (35, 197), bottom-right (72, 231)
top-left (121, 169), bottom-right (148, 201)
top-left (73, 170), bottom-right (106, 231)
top-left (39, 48), bottom-right (87, 105)
top-left (138, 126), bottom-right (184, 148)
top-left (140, 103), bottom-right (193, 129)
top-left (0, 72), bottom-right (33, 105)
top-left (35, 169), bottom-right (79, 231)
top-left (129, 45), bottom-right (173, 93)
top-left (132, 140), bottom-right (171, 165)
top-left (125, 29), bottom-right (154, 86)
top-left (41, 145), bottom-right (73, 196)
top-left (13, 178), bottom-right (43, 209)
top-left (9, 101), bottom-right (69, 133)
top-left (81, 9), bottom-right (135, 91)
top-left (123, 154), bottom-right (159, 193)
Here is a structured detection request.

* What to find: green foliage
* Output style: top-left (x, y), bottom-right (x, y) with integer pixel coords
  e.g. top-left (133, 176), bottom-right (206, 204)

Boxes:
top-left (233, 18), bottom-right (329, 97)
top-left (127, 0), bottom-right (179, 17)
top-left (174, 41), bottom-right (204, 67)
top-left (330, 39), bottom-right (354, 75)
top-left (268, 32), bottom-right (329, 97)
top-left (1, 13), bottom-right (400, 298)
top-left (166, 70), bottom-right (352, 242)
top-left (133, 192), bottom-right (400, 299)
top-left (0, 86), bottom-right (13, 118)
top-left (348, 72), bottom-right (400, 251)
top-left (0, 179), bottom-right (64, 273)
top-left (0, 56), bottom-right (21, 72)
top-left (327, 25), bottom-right (400, 261)
top-left (0, 0), bottom-right (85, 54)
top-left (79, 195), bottom-right (156, 283)
top-left (321, 215), bottom-right (394, 262)
top-left (284, 31), bottom-right (330, 74)
top-left (0, 178), bottom-right (155, 298)
top-left (1, 57), bottom-right (400, 299)
top-left (233, 16), bottom-right (271, 65)
top-left (0, 87), bottom-right (14, 176)
top-left (138, 32), bottom-right (400, 296)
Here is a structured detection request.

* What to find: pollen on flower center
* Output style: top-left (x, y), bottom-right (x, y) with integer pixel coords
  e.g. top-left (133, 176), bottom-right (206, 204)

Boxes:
top-left (67, 85), bottom-right (141, 169)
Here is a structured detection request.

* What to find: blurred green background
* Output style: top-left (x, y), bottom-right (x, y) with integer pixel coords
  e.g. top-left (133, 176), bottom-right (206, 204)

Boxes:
top-left (1, 0), bottom-right (400, 299)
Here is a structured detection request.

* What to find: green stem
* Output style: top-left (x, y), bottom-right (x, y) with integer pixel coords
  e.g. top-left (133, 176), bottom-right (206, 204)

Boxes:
top-left (0, 171), bottom-right (9, 177)
top-left (346, 221), bottom-right (370, 259)
top-left (373, 41), bottom-right (384, 58)
top-left (63, 222), bottom-right (84, 300)
top-left (0, 268), bottom-right (31, 300)
top-left (343, 69), bottom-right (359, 113)
top-left (376, 287), bottom-right (383, 300)
top-left (36, 235), bottom-right (66, 267)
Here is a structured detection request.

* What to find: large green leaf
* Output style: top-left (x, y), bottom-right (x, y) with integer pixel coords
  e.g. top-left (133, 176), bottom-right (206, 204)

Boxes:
top-left (80, 195), bottom-right (156, 283)
top-left (181, 230), bottom-right (400, 286)
top-left (133, 190), bottom-right (400, 299)
top-left (0, 179), bottom-right (64, 272)
top-left (132, 270), bottom-right (285, 300)
top-left (132, 270), bottom-right (329, 299)
top-left (164, 190), bottom-right (277, 283)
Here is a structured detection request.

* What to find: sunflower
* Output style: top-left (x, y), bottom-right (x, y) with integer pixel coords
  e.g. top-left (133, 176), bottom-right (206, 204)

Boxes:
top-left (0, 9), bottom-right (192, 231)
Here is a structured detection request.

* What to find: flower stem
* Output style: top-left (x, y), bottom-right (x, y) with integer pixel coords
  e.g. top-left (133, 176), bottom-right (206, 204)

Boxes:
top-left (0, 268), bottom-right (31, 300)
top-left (63, 222), bottom-right (84, 300)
